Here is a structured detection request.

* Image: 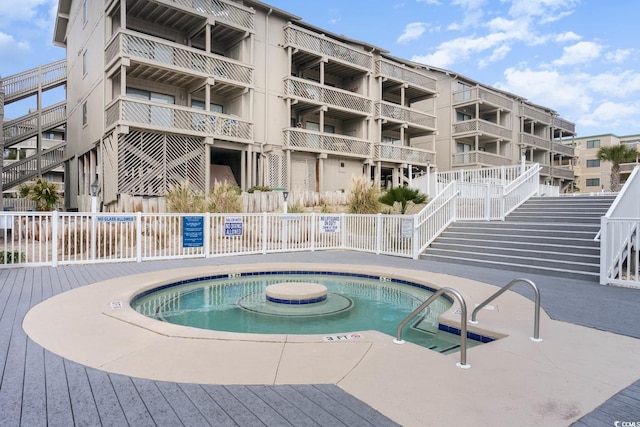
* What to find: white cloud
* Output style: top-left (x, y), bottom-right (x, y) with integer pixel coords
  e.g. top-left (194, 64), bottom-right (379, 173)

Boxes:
top-left (397, 23), bottom-right (427, 44)
top-left (606, 49), bottom-right (634, 64)
top-left (416, 0), bottom-right (440, 4)
top-left (551, 41), bottom-right (602, 66)
top-left (555, 31), bottom-right (581, 43)
top-left (586, 70), bottom-right (640, 97)
top-left (0, 0), bottom-right (51, 22)
top-left (479, 45), bottom-right (511, 68)
top-left (448, 0), bottom-right (486, 31)
top-left (507, 0), bottom-right (580, 21)
top-left (0, 32), bottom-right (30, 59)
top-left (579, 101), bottom-right (640, 131)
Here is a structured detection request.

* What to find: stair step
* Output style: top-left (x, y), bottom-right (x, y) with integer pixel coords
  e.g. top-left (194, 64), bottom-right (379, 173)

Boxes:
top-left (442, 233), bottom-right (599, 247)
top-left (429, 242), bottom-right (599, 263)
top-left (447, 226), bottom-right (598, 239)
top-left (436, 237), bottom-right (600, 255)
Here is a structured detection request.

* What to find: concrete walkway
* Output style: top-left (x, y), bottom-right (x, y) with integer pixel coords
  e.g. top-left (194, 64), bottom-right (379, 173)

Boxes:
top-left (2, 251), bottom-right (640, 426)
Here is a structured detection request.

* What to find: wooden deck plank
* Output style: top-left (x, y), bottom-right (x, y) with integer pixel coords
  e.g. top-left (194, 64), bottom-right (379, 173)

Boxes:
top-left (292, 384), bottom-right (378, 427)
top-left (155, 381), bottom-right (212, 426)
top-left (65, 360), bottom-right (102, 426)
top-left (21, 337), bottom-right (47, 426)
top-left (44, 350), bottom-right (74, 426)
top-left (245, 385), bottom-right (319, 427)
top-left (225, 385), bottom-right (293, 426)
top-left (201, 384), bottom-right (265, 426)
top-left (131, 378), bottom-right (182, 426)
top-left (179, 383), bottom-right (238, 427)
top-left (270, 385), bottom-right (345, 427)
top-left (85, 369), bottom-right (129, 427)
top-left (109, 374), bottom-right (155, 427)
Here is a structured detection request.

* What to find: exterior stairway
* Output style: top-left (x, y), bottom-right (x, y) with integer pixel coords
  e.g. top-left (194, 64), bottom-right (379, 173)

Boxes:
top-left (422, 195), bottom-right (617, 281)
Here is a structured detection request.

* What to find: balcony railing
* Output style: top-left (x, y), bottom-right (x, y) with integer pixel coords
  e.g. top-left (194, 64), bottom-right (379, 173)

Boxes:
top-left (376, 102), bottom-right (436, 130)
top-left (105, 98), bottom-right (253, 142)
top-left (520, 104), bottom-right (551, 124)
top-left (550, 167), bottom-right (574, 180)
top-left (552, 116), bottom-right (575, 134)
top-left (3, 102), bottom-right (67, 148)
top-left (106, 30), bottom-right (253, 86)
top-left (284, 77), bottom-right (371, 115)
top-left (453, 119), bottom-right (512, 140)
top-left (171, 0), bottom-right (254, 32)
top-left (284, 129), bottom-right (372, 158)
top-left (452, 151), bottom-right (512, 167)
top-left (551, 141), bottom-right (574, 156)
top-left (2, 143), bottom-right (66, 189)
top-left (284, 25), bottom-right (373, 70)
top-left (375, 59), bottom-right (436, 92)
top-left (453, 87), bottom-right (513, 110)
top-left (1, 59), bottom-right (66, 103)
top-left (520, 133), bottom-right (550, 150)
top-left (375, 144), bottom-right (433, 165)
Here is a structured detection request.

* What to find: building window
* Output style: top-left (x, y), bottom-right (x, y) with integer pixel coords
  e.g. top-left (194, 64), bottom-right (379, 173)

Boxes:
top-left (586, 139), bottom-right (600, 149)
top-left (586, 178), bottom-right (600, 187)
top-left (586, 159), bottom-right (600, 168)
top-left (82, 102), bottom-right (87, 126)
top-left (456, 112), bottom-right (472, 122)
top-left (456, 143), bottom-right (471, 153)
top-left (82, 50), bottom-right (88, 76)
top-left (191, 99), bottom-right (223, 113)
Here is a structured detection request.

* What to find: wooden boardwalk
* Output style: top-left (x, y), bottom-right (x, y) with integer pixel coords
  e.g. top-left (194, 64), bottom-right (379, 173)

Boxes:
top-left (1, 252), bottom-right (639, 425)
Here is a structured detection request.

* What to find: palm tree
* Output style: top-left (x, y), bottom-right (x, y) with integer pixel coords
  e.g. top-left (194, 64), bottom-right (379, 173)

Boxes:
top-left (19, 177), bottom-right (61, 211)
top-left (597, 144), bottom-right (638, 191)
top-left (379, 187), bottom-right (428, 214)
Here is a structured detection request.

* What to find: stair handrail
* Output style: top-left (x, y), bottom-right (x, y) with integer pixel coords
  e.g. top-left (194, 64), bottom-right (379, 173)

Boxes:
top-left (501, 163), bottom-right (541, 219)
top-left (469, 278), bottom-right (542, 342)
top-left (393, 287), bottom-right (470, 369)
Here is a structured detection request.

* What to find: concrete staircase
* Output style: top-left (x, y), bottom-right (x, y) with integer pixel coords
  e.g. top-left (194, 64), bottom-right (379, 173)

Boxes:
top-left (422, 195), bottom-right (617, 281)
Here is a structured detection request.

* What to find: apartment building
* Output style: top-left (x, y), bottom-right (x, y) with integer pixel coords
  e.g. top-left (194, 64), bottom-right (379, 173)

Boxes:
top-left (53, 0), bottom-right (575, 210)
top-left (572, 134), bottom-right (640, 193)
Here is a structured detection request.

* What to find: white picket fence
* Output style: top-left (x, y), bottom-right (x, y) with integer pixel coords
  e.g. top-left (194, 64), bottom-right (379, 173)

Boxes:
top-left (600, 166), bottom-right (640, 287)
top-left (0, 164), bottom-right (545, 269)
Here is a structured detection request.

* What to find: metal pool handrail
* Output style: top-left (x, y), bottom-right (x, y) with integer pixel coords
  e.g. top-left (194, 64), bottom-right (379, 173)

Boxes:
top-left (469, 278), bottom-right (542, 342)
top-left (393, 287), bottom-right (470, 369)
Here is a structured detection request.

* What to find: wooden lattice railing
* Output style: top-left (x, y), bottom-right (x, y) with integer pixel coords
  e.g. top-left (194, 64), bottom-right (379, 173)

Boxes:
top-left (105, 98), bottom-right (253, 142)
top-left (284, 77), bottom-right (371, 114)
top-left (284, 25), bottom-right (372, 70)
top-left (452, 119), bottom-right (513, 140)
top-left (284, 129), bottom-right (372, 158)
top-left (171, 0), bottom-right (254, 31)
top-left (376, 101), bottom-right (436, 130)
top-left (374, 144), bottom-right (434, 165)
top-left (375, 59), bottom-right (436, 92)
top-left (520, 133), bottom-right (550, 150)
top-left (1, 60), bottom-right (66, 103)
top-left (452, 86), bottom-right (513, 110)
top-left (2, 143), bottom-right (66, 189)
top-left (551, 141), bottom-right (574, 156)
top-left (451, 151), bottom-right (511, 167)
top-left (552, 116), bottom-right (575, 133)
top-left (3, 102), bottom-right (67, 147)
top-left (106, 30), bottom-right (253, 86)
top-left (520, 104), bottom-right (551, 124)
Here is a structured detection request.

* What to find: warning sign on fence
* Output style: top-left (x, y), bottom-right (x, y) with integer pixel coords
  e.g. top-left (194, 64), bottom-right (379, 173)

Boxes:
top-left (319, 215), bottom-right (340, 233)
top-left (224, 216), bottom-right (243, 236)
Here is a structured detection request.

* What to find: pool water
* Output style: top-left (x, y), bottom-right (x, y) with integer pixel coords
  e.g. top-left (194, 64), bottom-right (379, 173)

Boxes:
top-left (132, 273), bottom-right (481, 353)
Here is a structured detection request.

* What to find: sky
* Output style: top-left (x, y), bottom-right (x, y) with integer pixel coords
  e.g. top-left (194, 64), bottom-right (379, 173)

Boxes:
top-left (1, 0), bottom-right (639, 137)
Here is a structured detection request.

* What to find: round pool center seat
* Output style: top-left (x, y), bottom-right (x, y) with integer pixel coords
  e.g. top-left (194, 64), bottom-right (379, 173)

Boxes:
top-left (265, 281), bottom-right (328, 304)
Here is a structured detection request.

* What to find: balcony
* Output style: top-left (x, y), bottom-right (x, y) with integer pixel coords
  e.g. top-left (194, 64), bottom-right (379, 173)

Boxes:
top-left (105, 98), bottom-right (253, 143)
top-left (551, 141), bottom-right (574, 156)
top-left (552, 116), bottom-right (575, 134)
top-left (452, 151), bottom-right (511, 167)
top-left (375, 144), bottom-right (433, 165)
top-left (520, 133), bottom-right (550, 150)
top-left (376, 102), bottom-right (436, 132)
top-left (550, 166), bottom-right (574, 180)
top-left (284, 129), bottom-right (372, 158)
top-left (620, 162), bottom-right (640, 174)
top-left (106, 30), bottom-right (253, 88)
top-left (453, 87), bottom-right (513, 110)
top-left (284, 25), bottom-right (373, 71)
top-left (453, 119), bottom-right (512, 140)
top-left (520, 105), bottom-right (551, 124)
top-left (375, 59), bottom-right (436, 93)
top-left (284, 77), bottom-right (372, 116)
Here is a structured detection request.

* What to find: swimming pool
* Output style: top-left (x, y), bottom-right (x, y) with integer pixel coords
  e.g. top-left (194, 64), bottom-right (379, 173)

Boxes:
top-left (132, 271), bottom-right (487, 353)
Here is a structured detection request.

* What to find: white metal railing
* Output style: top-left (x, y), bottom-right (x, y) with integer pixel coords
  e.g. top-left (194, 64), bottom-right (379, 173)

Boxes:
top-left (413, 181), bottom-right (458, 255)
top-left (538, 184), bottom-right (560, 197)
top-left (376, 101), bottom-right (436, 129)
top-left (600, 166), bottom-right (640, 287)
top-left (453, 119), bottom-right (513, 140)
top-left (0, 211), bottom-right (416, 268)
top-left (437, 165), bottom-right (526, 188)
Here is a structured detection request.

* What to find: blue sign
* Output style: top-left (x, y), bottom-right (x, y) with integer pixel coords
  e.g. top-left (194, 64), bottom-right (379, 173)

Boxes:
top-left (224, 216), bottom-right (243, 236)
top-left (182, 216), bottom-right (204, 248)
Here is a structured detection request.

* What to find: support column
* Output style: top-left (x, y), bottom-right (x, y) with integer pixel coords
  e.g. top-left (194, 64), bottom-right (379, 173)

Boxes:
top-left (376, 161), bottom-right (382, 190)
top-left (205, 143), bottom-right (211, 192)
top-left (317, 156), bottom-right (324, 193)
top-left (240, 149), bottom-right (247, 191)
top-left (286, 150), bottom-right (291, 190)
top-left (247, 145), bottom-right (253, 188)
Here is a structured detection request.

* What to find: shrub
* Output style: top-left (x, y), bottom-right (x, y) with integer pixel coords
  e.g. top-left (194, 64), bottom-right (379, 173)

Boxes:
top-left (0, 250), bottom-right (25, 264)
top-left (347, 175), bottom-right (380, 214)
top-left (247, 186), bottom-right (272, 193)
top-left (207, 181), bottom-right (242, 213)
top-left (379, 187), bottom-right (428, 214)
top-left (166, 181), bottom-right (205, 213)
top-left (286, 202), bottom-right (305, 213)
top-left (19, 177), bottom-right (61, 211)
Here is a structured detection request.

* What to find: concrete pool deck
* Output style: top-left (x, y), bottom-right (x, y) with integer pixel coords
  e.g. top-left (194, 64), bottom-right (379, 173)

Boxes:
top-left (19, 258), bottom-right (640, 426)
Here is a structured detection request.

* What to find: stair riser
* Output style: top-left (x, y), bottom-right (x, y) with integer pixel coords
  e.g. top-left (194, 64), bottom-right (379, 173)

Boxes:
top-left (505, 216), bottom-right (600, 224)
top-left (437, 238), bottom-right (600, 255)
top-left (430, 243), bottom-right (598, 262)
top-left (442, 234), bottom-right (599, 247)
top-left (447, 228), bottom-right (598, 239)
top-left (453, 222), bottom-right (600, 232)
